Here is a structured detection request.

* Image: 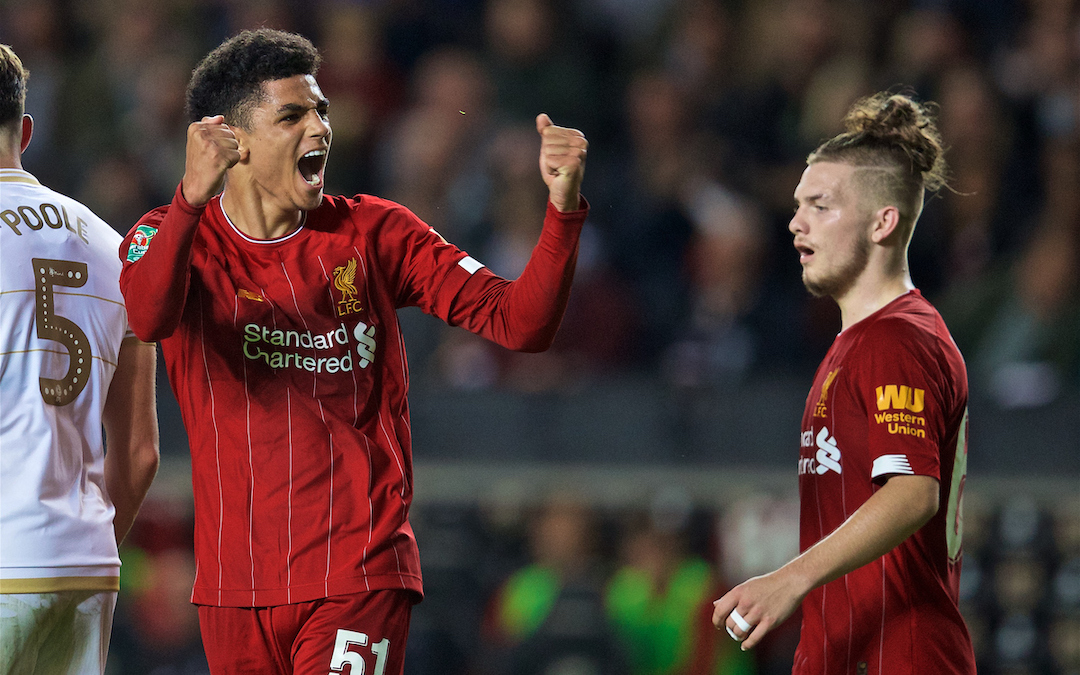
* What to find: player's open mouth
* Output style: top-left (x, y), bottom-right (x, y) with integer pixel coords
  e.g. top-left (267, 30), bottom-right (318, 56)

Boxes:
top-left (298, 149), bottom-right (327, 188)
top-left (795, 243), bottom-right (814, 263)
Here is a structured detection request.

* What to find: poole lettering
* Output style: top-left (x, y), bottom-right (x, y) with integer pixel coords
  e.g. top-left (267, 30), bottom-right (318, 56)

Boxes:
top-left (0, 203), bottom-right (89, 244)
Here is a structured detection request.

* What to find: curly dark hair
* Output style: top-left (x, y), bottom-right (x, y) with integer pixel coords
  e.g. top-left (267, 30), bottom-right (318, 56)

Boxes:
top-left (185, 29), bottom-right (322, 129)
top-left (0, 44), bottom-right (29, 127)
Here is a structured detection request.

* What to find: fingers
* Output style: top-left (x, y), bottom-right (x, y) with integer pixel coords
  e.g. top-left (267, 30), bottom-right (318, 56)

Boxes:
top-left (190, 116), bottom-right (240, 162)
top-left (717, 605), bottom-right (758, 648)
top-left (740, 615), bottom-right (774, 651)
top-left (535, 113), bottom-right (587, 212)
top-left (713, 590), bottom-right (761, 650)
top-left (183, 115), bottom-right (240, 206)
top-left (715, 603), bottom-right (775, 651)
top-left (711, 592), bottom-right (738, 628)
top-left (730, 607), bottom-right (752, 633)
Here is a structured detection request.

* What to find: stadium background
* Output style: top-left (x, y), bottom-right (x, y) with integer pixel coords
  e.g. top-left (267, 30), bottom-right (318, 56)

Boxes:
top-left (1, 0), bottom-right (1077, 672)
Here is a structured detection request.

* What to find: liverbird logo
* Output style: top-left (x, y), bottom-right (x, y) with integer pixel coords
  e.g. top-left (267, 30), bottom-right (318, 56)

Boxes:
top-left (333, 258), bottom-right (362, 316)
top-left (814, 369), bottom-right (840, 418)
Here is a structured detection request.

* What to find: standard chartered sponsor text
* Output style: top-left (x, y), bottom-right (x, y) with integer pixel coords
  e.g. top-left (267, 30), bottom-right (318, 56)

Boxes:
top-left (242, 321), bottom-right (376, 373)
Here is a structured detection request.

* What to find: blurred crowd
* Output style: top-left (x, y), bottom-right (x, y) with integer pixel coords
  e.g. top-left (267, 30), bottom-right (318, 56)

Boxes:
top-left (109, 488), bottom-right (1080, 675)
top-left (2, 0), bottom-right (1078, 402)
top-left (1, 2), bottom-right (1078, 673)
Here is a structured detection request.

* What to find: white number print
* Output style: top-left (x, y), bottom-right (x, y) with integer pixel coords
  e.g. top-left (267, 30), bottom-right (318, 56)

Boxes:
top-left (328, 629), bottom-right (390, 675)
top-left (33, 257), bottom-right (91, 405)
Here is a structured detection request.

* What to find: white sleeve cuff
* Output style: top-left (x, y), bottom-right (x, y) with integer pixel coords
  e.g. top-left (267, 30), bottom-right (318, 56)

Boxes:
top-left (872, 454), bottom-right (915, 478)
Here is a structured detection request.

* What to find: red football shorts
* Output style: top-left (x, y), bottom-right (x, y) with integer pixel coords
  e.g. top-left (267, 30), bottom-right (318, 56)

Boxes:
top-left (198, 590), bottom-right (414, 675)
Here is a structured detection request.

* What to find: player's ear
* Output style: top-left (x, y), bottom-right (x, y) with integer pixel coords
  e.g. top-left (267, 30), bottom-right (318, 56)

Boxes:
top-left (870, 205), bottom-right (901, 243)
top-left (20, 114), bottom-right (33, 154)
top-left (231, 124), bottom-right (251, 162)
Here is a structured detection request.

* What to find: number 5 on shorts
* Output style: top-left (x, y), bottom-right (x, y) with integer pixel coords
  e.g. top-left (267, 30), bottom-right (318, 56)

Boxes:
top-left (328, 629), bottom-right (389, 675)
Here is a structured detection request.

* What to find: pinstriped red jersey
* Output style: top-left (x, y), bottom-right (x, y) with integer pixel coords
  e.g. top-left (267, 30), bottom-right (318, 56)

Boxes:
top-left (120, 185), bottom-right (585, 607)
top-left (795, 291), bottom-right (976, 675)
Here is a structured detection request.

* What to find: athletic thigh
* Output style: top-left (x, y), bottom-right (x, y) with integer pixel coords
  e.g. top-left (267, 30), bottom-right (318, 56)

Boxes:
top-left (292, 590), bottom-right (413, 675)
top-left (0, 591), bottom-right (116, 675)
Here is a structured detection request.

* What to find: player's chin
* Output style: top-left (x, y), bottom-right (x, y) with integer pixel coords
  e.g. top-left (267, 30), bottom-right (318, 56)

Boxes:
top-left (299, 189), bottom-right (324, 211)
top-left (294, 177), bottom-right (325, 209)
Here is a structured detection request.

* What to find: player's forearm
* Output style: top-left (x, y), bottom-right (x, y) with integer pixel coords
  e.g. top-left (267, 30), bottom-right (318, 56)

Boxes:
top-left (102, 339), bottom-right (160, 545)
top-left (106, 439), bottom-right (160, 545)
top-left (782, 474), bottom-right (939, 593)
top-left (120, 183), bottom-right (204, 341)
top-left (453, 199), bottom-right (587, 351)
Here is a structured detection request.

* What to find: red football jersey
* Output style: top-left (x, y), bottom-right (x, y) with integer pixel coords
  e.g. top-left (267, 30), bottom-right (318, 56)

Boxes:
top-left (120, 186), bottom-right (585, 607)
top-left (794, 290), bottom-right (976, 675)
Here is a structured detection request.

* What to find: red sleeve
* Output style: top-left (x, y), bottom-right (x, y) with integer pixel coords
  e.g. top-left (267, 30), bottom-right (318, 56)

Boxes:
top-left (375, 196), bottom-right (588, 353)
top-left (118, 183), bottom-right (206, 342)
top-left (857, 319), bottom-right (948, 483)
top-left (444, 199), bottom-right (588, 352)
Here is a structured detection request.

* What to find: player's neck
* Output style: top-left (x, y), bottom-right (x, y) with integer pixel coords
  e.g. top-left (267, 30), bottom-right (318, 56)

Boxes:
top-left (0, 143), bottom-right (22, 170)
top-left (835, 268), bottom-right (914, 331)
top-left (1, 118), bottom-right (29, 168)
top-left (220, 185), bottom-right (303, 240)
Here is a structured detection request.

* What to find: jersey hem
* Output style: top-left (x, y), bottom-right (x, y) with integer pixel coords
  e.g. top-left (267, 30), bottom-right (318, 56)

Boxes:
top-left (0, 576), bottom-right (120, 593)
top-left (190, 573), bottom-right (424, 607)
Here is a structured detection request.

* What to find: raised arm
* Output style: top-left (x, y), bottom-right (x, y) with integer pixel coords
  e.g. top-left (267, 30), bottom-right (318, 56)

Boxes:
top-left (711, 474), bottom-right (940, 650)
top-left (102, 337), bottom-right (160, 545)
top-left (120, 116), bottom-right (239, 341)
top-left (443, 115), bottom-right (588, 351)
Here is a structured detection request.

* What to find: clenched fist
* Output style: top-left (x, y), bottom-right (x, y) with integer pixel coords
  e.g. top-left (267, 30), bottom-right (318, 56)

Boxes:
top-left (536, 113), bottom-right (587, 212)
top-left (182, 115), bottom-right (240, 207)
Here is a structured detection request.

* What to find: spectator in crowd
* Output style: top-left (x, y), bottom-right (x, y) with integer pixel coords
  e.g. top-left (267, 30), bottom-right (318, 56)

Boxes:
top-left (606, 507), bottom-right (752, 674)
top-left (479, 495), bottom-right (628, 675)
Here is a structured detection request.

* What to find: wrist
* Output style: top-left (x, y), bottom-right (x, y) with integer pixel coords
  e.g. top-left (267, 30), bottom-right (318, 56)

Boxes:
top-left (180, 176), bottom-right (212, 208)
top-left (175, 181), bottom-right (209, 215)
top-left (780, 555), bottom-right (822, 598)
top-left (552, 195), bottom-right (580, 213)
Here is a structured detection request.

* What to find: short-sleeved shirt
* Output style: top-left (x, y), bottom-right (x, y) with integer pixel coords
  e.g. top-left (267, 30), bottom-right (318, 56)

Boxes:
top-left (1, 169), bottom-right (130, 593)
top-left (793, 290), bottom-right (976, 675)
top-left (120, 187), bottom-right (585, 607)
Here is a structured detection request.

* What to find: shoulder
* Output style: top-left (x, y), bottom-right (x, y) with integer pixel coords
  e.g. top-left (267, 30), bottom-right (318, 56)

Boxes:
top-left (858, 294), bottom-right (945, 348)
top-left (316, 193), bottom-right (430, 238)
top-left (35, 183), bottom-right (125, 255)
top-left (850, 293), bottom-right (965, 376)
top-left (131, 203), bottom-right (174, 232)
top-left (326, 193), bottom-right (423, 222)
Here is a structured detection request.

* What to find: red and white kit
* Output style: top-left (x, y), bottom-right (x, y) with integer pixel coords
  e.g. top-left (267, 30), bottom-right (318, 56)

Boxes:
top-left (794, 290), bottom-right (976, 675)
top-left (120, 185), bottom-right (585, 608)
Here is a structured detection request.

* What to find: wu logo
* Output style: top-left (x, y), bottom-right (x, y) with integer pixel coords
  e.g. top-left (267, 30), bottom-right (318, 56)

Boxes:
top-left (333, 258), bottom-right (362, 317)
top-left (814, 369), bottom-right (840, 418)
top-left (815, 427), bottom-right (842, 475)
top-left (876, 385), bottom-right (925, 413)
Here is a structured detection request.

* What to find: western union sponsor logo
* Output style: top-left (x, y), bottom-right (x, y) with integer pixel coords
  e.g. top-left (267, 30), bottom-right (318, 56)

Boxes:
top-left (872, 412), bottom-right (926, 426)
top-left (875, 384), bottom-right (924, 413)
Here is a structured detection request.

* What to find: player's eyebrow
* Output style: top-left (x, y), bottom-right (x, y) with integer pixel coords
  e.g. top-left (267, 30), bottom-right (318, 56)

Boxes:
top-left (276, 98), bottom-right (330, 114)
top-left (795, 192), bottom-right (828, 205)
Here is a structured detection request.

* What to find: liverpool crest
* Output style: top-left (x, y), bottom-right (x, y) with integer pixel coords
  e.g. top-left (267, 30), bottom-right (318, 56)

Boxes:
top-left (333, 258), bottom-right (362, 316)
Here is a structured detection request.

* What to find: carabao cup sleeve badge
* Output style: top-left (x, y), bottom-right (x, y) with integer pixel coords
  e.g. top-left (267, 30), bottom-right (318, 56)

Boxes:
top-left (127, 225), bottom-right (158, 263)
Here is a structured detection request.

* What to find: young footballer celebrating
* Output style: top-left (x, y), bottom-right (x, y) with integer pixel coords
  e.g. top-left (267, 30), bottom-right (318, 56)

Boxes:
top-left (118, 29), bottom-right (587, 675)
top-left (712, 92), bottom-right (976, 675)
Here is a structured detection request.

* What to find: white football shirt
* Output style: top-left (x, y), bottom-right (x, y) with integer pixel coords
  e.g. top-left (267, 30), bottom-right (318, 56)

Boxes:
top-left (1, 168), bottom-right (131, 592)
